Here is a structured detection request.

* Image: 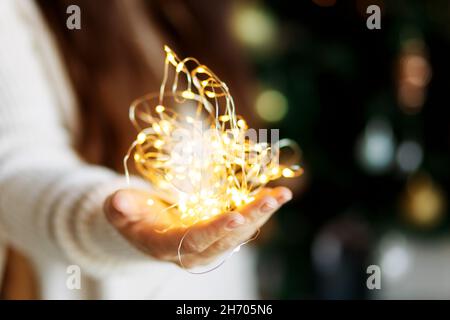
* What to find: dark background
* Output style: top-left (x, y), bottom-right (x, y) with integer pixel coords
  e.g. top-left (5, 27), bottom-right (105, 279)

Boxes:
top-left (231, 0), bottom-right (450, 299)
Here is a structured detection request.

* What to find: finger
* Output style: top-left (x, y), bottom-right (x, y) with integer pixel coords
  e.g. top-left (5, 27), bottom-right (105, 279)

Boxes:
top-left (194, 187), bottom-right (293, 257)
top-left (142, 212), bottom-right (245, 260)
top-left (237, 190), bottom-right (277, 223)
top-left (179, 212), bottom-right (246, 254)
top-left (176, 252), bottom-right (220, 270)
top-left (271, 186), bottom-right (293, 205)
top-left (238, 187), bottom-right (292, 222)
top-left (104, 189), bottom-right (162, 228)
top-left (198, 227), bottom-right (258, 259)
top-left (201, 186), bottom-right (293, 256)
top-left (162, 186), bottom-right (290, 252)
top-left (177, 229), bottom-right (254, 269)
top-left (104, 189), bottom-right (181, 259)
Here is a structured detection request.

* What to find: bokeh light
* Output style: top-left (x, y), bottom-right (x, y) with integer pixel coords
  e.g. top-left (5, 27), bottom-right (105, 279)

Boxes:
top-left (357, 117), bottom-right (395, 174)
top-left (396, 140), bottom-right (423, 173)
top-left (230, 3), bottom-right (278, 52)
top-left (401, 174), bottom-right (446, 228)
top-left (255, 89), bottom-right (289, 122)
top-left (397, 38), bottom-right (432, 114)
top-left (379, 233), bottom-right (411, 281)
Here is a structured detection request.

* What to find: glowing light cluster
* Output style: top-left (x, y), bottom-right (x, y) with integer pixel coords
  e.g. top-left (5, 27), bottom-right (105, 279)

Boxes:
top-left (125, 46), bottom-right (303, 226)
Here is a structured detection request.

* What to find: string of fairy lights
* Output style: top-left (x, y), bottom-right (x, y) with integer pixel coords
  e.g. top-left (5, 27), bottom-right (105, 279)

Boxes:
top-left (124, 46), bottom-right (303, 228)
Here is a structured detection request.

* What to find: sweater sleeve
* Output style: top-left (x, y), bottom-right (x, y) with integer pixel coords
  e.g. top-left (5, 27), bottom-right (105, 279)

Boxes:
top-left (0, 0), bottom-right (156, 277)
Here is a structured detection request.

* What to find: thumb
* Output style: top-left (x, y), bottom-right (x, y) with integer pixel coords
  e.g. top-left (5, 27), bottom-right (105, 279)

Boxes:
top-left (104, 189), bottom-right (157, 228)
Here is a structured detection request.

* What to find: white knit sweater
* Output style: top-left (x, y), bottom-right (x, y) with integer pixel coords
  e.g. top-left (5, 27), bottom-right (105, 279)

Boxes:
top-left (0, 0), bottom-right (256, 299)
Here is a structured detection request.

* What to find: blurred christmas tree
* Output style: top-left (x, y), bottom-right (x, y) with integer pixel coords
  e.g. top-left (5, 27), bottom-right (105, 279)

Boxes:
top-left (231, 0), bottom-right (450, 299)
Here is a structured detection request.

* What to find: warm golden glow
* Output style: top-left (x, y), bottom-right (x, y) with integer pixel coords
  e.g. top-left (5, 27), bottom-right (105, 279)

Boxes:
top-left (181, 90), bottom-right (196, 99)
top-left (282, 168), bottom-right (295, 178)
top-left (155, 105), bottom-right (165, 113)
top-left (153, 139), bottom-right (164, 149)
top-left (137, 132), bottom-right (147, 144)
top-left (124, 46), bottom-right (303, 227)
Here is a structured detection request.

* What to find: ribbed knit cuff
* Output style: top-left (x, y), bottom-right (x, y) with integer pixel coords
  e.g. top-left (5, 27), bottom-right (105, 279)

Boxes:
top-left (78, 176), bottom-right (153, 266)
top-left (53, 167), bottom-right (161, 277)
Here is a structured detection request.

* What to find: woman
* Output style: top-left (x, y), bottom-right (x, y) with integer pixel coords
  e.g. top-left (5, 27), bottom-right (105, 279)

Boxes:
top-left (0, 0), bottom-right (292, 299)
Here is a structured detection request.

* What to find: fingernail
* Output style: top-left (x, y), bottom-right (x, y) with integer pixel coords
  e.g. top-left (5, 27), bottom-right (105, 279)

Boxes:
top-left (113, 191), bottom-right (137, 216)
top-left (277, 192), bottom-right (293, 204)
top-left (260, 198), bottom-right (278, 213)
top-left (226, 215), bottom-right (246, 230)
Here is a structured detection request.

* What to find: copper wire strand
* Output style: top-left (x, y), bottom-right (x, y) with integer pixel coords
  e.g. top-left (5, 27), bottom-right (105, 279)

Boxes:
top-left (177, 228), bottom-right (261, 275)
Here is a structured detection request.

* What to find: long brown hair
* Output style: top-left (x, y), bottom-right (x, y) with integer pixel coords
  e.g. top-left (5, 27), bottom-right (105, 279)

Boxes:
top-left (37, 0), bottom-right (255, 170)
